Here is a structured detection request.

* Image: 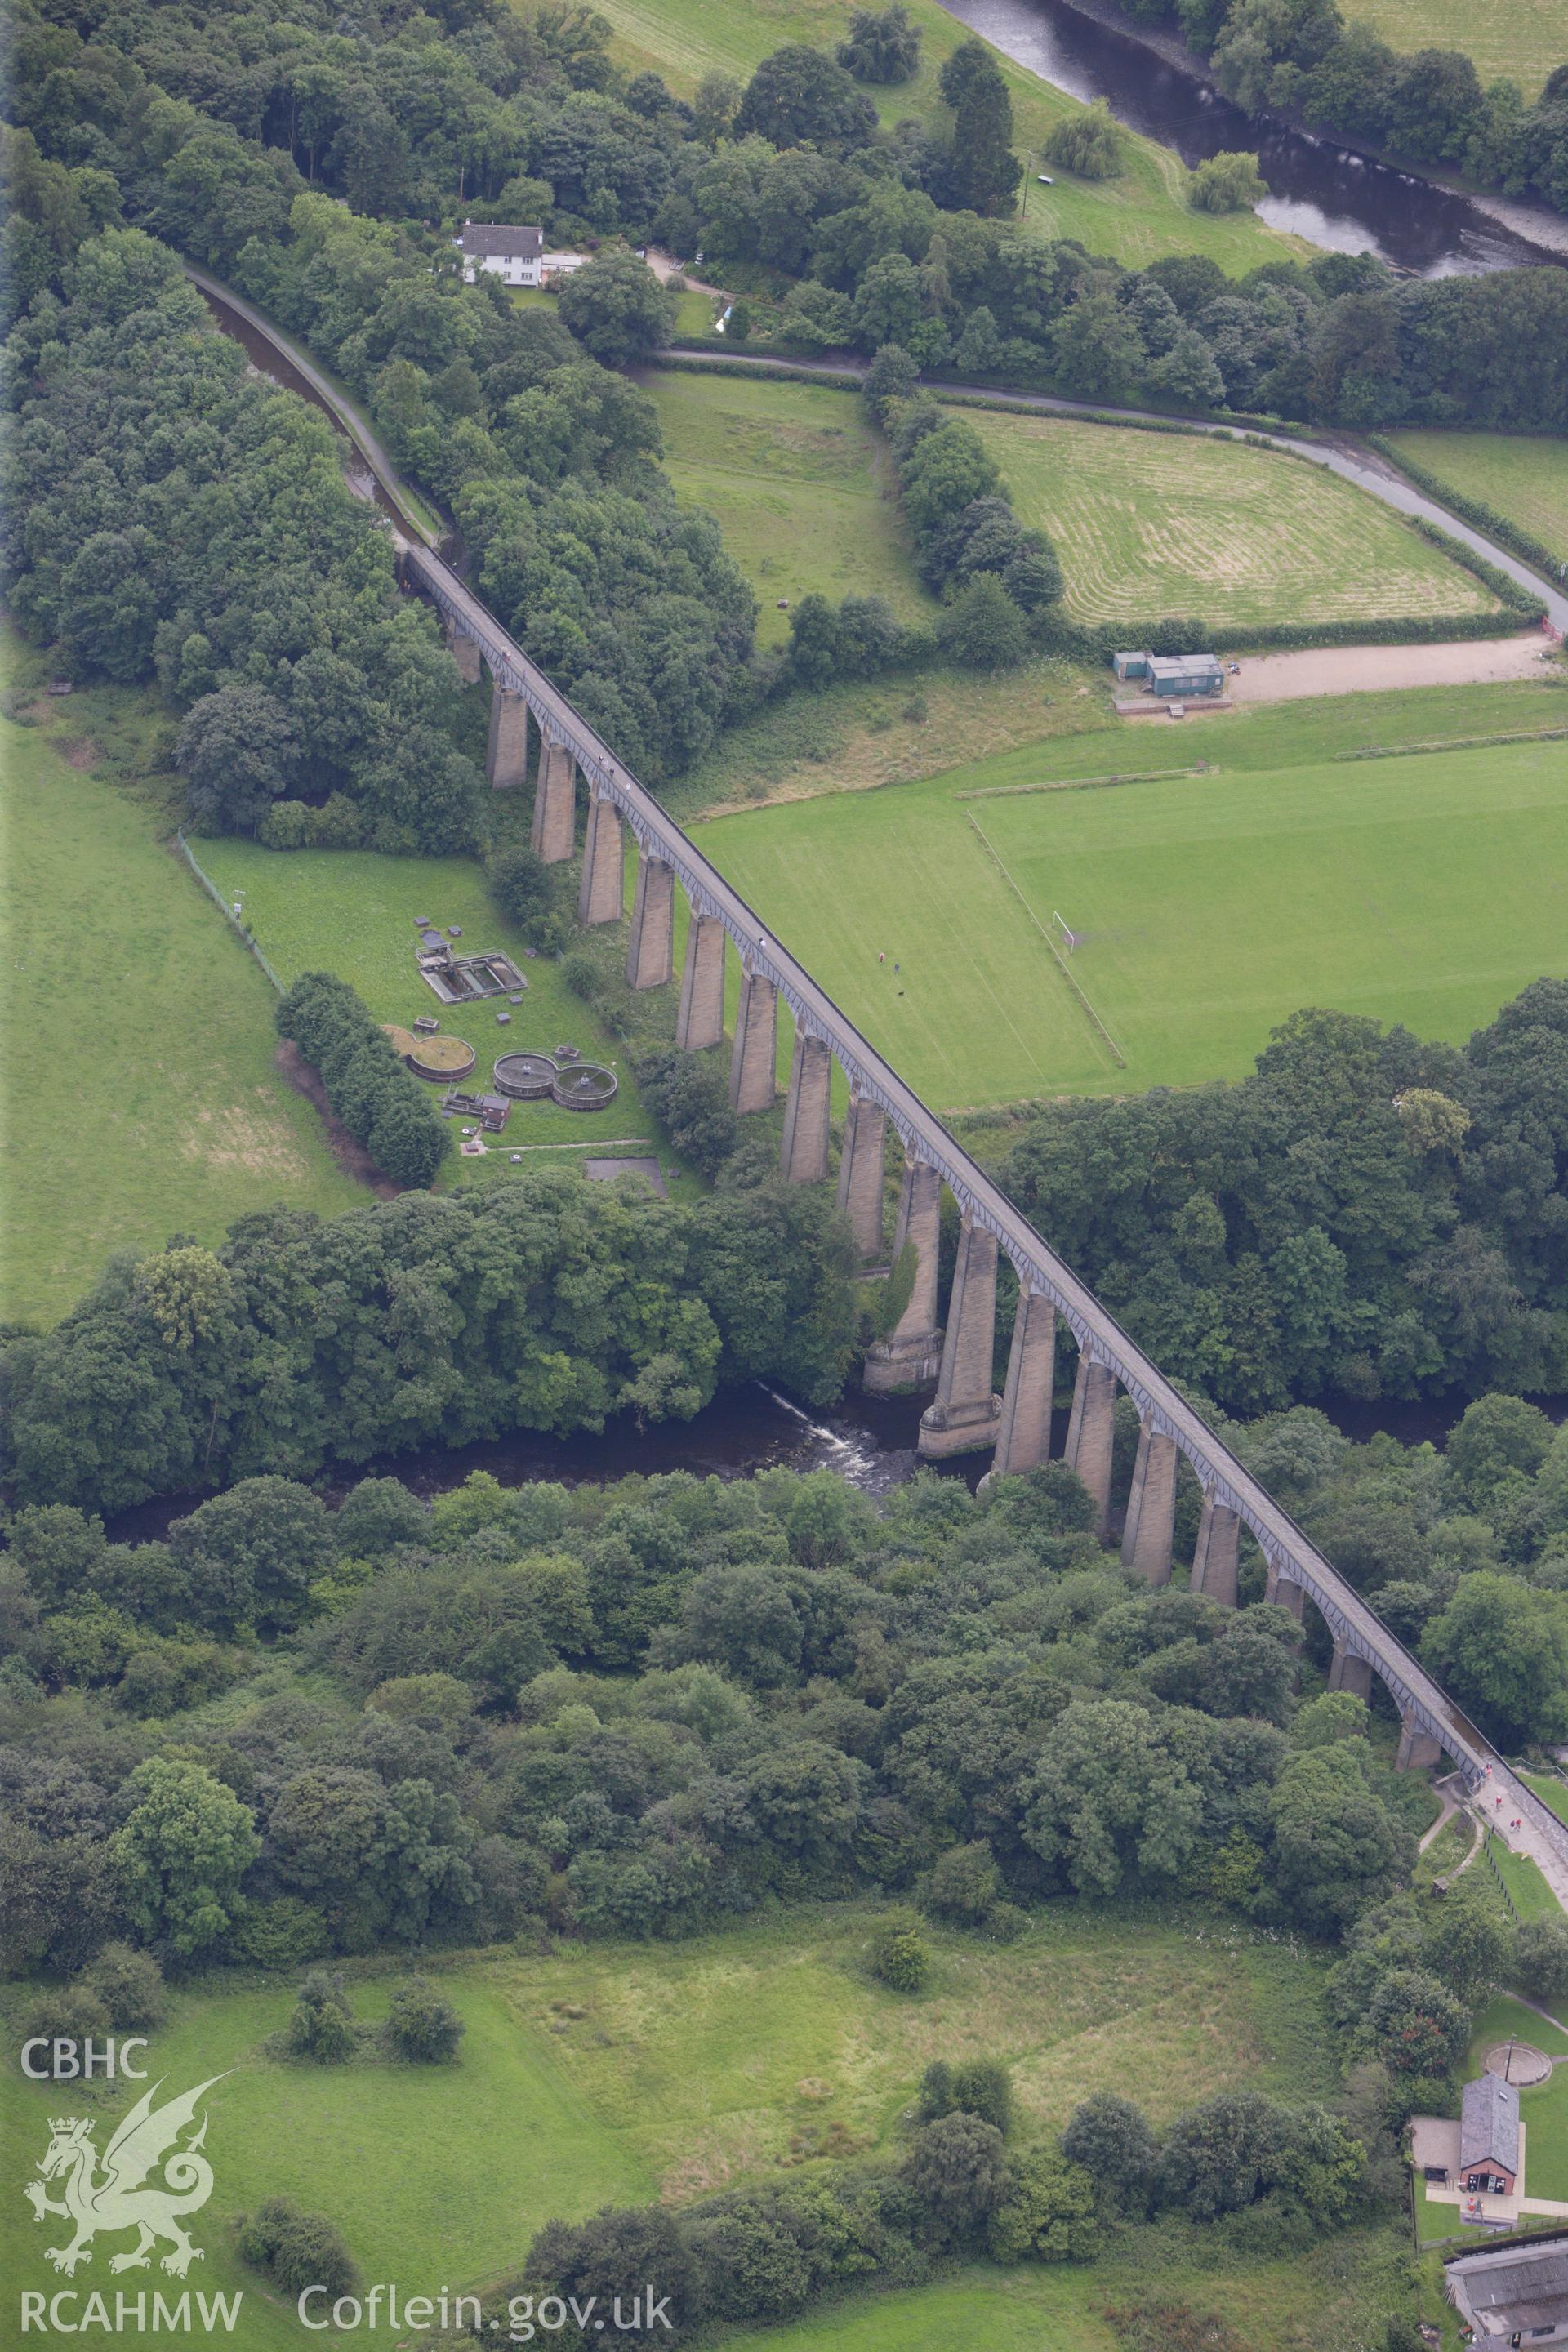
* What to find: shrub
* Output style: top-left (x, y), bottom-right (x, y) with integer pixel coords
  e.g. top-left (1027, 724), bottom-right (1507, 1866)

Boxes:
top-left (285, 1970), bottom-right (356, 2064)
top-left (80, 1942), bottom-right (167, 2031)
top-left (868, 1909), bottom-right (930, 1990)
top-left (237, 2198), bottom-right (356, 2299)
top-left (917, 2056), bottom-right (1013, 2134)
top-left (926, 1841), bottom-right (1000, 1925)
top-left (987, 2146), bottom-right (1099, 2261)
top-left (488, 841), bottom-right (568, 951)
top-left (561, 951), bottom-right (600, 1003)
top-left (383, 1978), bottom-right (466, 2063)
top-left (21, 1985), bottom-right (112, 2057)
top-left (365, 1672), bottom-right (476, 1723)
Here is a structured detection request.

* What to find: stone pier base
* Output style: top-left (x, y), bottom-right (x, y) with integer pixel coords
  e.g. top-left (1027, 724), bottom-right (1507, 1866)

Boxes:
top-left (1191, 1494), bottom-right (1240, 1607)
top-left (487, 686), bottom-right (529, 790)
top-left (676, 915), bottom-right (726, 1052)
top-left (532, 740), bottom-right (577, 862)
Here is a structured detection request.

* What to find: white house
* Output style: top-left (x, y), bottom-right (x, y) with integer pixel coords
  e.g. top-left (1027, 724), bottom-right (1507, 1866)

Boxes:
top-left (458, 224), bottom-right (545, 287)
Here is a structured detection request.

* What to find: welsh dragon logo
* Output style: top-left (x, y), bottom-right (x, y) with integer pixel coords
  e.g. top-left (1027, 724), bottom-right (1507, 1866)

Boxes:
top-left (25, 2076), bottom-right (226, 2278)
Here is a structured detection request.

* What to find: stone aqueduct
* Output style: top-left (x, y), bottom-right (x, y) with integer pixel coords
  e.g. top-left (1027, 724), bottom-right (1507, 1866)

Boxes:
top-left (416, 532), bottom-right (1551, 1808)
top-left (178, 265), bottom-right (1568, 1864)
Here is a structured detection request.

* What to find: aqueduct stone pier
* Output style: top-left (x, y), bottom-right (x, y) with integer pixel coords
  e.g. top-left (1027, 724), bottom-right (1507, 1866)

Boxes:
top-left (176, 268), bottom-right (1565, 1873)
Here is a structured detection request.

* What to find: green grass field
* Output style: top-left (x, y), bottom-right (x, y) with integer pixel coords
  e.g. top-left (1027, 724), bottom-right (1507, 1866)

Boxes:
top-left (636, 368), bottom-right (937, 648)
top-left (966, 412), bottom-right (1502, 632)
top-left (0, 636), bottom-right (363, 1327)
top-left (1522, 1771), bottom-right (1568, 1828)
top-left (697, 680), bottom-right (1568, 1107)
top-left (4, 1903), bottom-right (1404, 2350)
top-left (1481, 1833), bottom-right (1561, 1921)
top-left (193, 840), bottom-right (678, 1180)
top-left (1348, 0), bottom-right (1565, 97)
top-left (1385, 430), bottom-right (1568, 565)
top-left (593, 0), bottom-right (1307, 273)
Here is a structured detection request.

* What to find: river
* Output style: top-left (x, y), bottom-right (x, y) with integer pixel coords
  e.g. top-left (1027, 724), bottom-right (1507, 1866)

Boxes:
top-left (102, 1377), bottom-right (1568, 1544)
top-left (941, 0), bottom-right (1568, 275)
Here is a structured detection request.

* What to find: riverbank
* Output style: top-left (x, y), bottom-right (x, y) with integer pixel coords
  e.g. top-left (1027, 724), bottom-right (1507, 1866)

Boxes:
top-left (938, 0), bottom-right (1568, 272)
top-left (1058, 0), bottom-right (1568, 258)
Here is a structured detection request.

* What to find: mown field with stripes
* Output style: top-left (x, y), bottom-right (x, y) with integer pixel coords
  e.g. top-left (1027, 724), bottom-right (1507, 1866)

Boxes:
top-left (965, 412), bottom-right (1503, 635)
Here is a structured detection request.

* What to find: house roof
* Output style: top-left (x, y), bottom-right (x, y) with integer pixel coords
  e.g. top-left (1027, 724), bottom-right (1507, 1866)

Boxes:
top-left (461, 223), bottom-right (544, 260)
top-left (1449, 2243), bottom-right (1568, 2336)
top-left (1461, 2072), bottom-right (1521, 2176)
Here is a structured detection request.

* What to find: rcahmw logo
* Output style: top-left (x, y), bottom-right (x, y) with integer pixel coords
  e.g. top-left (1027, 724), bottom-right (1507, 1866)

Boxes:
top-left (22, 2074), bottom-right (243, 2332)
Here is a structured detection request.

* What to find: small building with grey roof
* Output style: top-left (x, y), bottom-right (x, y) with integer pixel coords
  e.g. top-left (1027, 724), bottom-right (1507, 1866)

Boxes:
top-left (1463, 2072), bottom-right (1522, 2197)
top-left (1447, 2234), bottom-right (1568, 2341)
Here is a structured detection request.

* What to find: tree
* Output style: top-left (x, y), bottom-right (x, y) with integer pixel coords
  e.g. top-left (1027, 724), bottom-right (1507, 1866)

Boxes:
top-left (176, 683), bottom-right (297, 833)
top-left (692, 70), bottom-right (742, 145)
top-left (903, 2111), bottom-right (1009, 2243)
top-left (938, 41), bottom-right (1020, 215)
top-left (864, 341), bottom-right (919, 419)
top-left (1421, 1573), bottom-right (1568, 1747)
top-left (1022, 1699), bottom-right (1205, 1897)
top-left (526, 2205), bottom-right (702, 2346)
top-left (734, 46), bottom-right (879, 149)
top-left (987, 2148), bottom-right (1100, 2261)
top-left (1424, 1873), bottom-right (1512, 2007)
top-left (1365, 1967), bottom-right (1471, 2081)
top-left (1062, 2091), bottom-right (1159, 2211)
top-left (869, 1909), bottom-right (931, 1989)
top-left (558, 250), bottom-right (676, 366)
top-left (168, 1476), bottom-right (334, 1637)
top-left (837, 4), bottom-right (922, 83)
top-left (1446, 1392), bottom-right (1556, 1505)
top-left (1515, 1914), bottom-right (1568, 2002)
top-left (1045, 100), bottom-right (1125, 179)
top-left (238, 2199), bottom-right (356, 2299)
top-left (938, 573), bottom-right (1028, 670)
top-left (1188, 151), bottom-right (1269, 212)
top-left (384, 1977), bottom-right (466, 2062)
top-left (952, 305), bottom-right (1005, 374)
top-left (1268, 1744), bottom-right (1411, 1932)
top-left (111, 1757), bottom-right (259, 1957)
top-left (673, 1563), bottom-right (804, 1686)
top-left (1049, 291), bottom-right (1145, 400)
top-left (332, 1477), bottom-right (429, 1561)
top-left (488, 841), bottom-right (567, 949)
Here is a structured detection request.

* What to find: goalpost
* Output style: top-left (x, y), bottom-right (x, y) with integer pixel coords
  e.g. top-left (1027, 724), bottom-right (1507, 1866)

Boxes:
top-left (1050, 910), bottom-right (1080, 957)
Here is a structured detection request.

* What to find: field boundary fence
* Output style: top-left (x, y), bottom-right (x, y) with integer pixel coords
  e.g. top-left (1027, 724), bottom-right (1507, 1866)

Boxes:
top-left (176, 831), bottom-right (285, 996)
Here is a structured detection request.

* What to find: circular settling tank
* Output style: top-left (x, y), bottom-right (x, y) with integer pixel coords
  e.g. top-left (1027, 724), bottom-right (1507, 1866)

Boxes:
top-left (383, 1026), bottom-right (475, 1080)
top-left (552, 1062), bottom-right (617, 1111)
top-left (493, 1051), bottom-right (559, 1100)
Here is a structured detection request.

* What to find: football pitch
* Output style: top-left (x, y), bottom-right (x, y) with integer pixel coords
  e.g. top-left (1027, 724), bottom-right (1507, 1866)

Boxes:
top-left (697, 690), bottom-right (1568, 1107)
